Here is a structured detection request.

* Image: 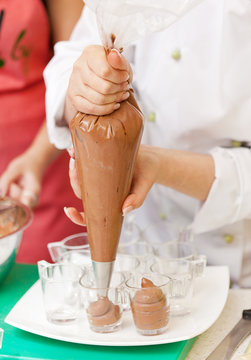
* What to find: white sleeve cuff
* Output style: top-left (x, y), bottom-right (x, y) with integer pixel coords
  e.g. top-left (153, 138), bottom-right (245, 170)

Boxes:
top-left (192, 146), bottom-right (251, 233)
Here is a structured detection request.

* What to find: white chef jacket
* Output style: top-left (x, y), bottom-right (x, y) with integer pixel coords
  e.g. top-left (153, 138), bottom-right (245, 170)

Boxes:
top-left (44, 0), bottom-right (251, 287)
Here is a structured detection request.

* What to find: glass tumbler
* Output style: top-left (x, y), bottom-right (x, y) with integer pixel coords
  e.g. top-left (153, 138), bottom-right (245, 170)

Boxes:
top-left (117, 239), bottom-right (155, 272)
top-left (79, 271), bottom-right (124, 333)
top-left (38, 261), bottom-right (83, 324)
top-left (47, 232), bottom-right (89, 262)
top-left (125, 273), bottom-right (171, 336)
top-left (155, 240), bottom-right (207, 278)
top-left (151, 259), bottom-right (194, 316)
top-left (59, 249), bottom-right (91, 269)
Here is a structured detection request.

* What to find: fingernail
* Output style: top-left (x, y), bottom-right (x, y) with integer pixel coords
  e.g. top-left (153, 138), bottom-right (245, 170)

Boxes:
top-left (111, 48), bottom-right (122, 58)
top-left (121, 92), bottom-right (130, 101)
top-left (122, 206), bottom-right (133, 216)
top-left (64, 207), bottom-right (70, 219)
top-left (114, 103), bottom-right (120, 110)
top-left (69, 158), bottom-right (75, 171)
top-left (67, 147), bottom-right (74, 158)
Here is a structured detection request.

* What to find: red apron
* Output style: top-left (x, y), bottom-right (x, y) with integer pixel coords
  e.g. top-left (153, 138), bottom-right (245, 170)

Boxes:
top-left (0, 0), bottom-right (83, 263)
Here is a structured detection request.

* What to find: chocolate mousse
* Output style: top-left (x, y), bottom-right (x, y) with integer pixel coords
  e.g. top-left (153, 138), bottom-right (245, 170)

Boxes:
top-left (87, 296), bottom-right (121, 327)
top-left (70, 91), bottom-right (143, 263)
top-left (130, 278), bottom-right (169, 332)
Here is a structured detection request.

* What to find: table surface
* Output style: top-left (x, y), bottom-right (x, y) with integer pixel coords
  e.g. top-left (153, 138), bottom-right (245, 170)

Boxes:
top-left (187, 288), bottom-right (251, 359)
top-left (0, 264), bottom-right (195, 360)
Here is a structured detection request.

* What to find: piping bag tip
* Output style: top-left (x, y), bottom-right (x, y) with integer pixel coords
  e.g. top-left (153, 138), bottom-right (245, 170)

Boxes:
top-left (92, 260), bottom-right (114, 296)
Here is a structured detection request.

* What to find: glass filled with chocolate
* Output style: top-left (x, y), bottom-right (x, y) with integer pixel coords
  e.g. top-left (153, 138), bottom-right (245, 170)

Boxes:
top-left (125, 273), bottom-right (171, 336)
top-left (79, 269), bottom-right (124, 333)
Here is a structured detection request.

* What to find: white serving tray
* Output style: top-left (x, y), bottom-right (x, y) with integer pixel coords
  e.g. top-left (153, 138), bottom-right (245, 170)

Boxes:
top-left (5, 266), bottom-right (229, 347)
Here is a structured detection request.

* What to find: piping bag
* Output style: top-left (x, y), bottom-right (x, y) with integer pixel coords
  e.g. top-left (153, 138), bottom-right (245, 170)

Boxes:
top-left (70, 0), bottom-right (203, 291)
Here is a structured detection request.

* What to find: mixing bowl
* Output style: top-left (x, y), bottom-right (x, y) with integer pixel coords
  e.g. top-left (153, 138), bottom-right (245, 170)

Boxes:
top-left (0, 197), bottom-right (32, 284)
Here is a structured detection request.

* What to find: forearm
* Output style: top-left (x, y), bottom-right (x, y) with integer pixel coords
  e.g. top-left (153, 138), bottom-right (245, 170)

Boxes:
top-left (46, 0), bottom-right (84, 44)
top-left (27, 122), bottom-right (61, 174)
top-left (153, 147), bottom-right (215, 201)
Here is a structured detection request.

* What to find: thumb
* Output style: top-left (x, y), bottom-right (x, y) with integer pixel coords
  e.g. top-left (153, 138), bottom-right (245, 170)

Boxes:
top-left (0, 166), bottom-right (18, 196)
top-left (122, 179), bottom-right (153, 216)
top-left (20, 173), bottom-right (41, 208)
top-left (107, 49), bottom-right (133, 83)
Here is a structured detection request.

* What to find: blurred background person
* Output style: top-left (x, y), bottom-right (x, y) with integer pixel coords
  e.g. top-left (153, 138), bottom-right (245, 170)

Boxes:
top-left (0, 0), bottom-right (84, 263)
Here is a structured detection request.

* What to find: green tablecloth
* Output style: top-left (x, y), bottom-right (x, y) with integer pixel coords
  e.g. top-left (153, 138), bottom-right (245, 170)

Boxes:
top-left (0, 264), bottom-right (195, 360)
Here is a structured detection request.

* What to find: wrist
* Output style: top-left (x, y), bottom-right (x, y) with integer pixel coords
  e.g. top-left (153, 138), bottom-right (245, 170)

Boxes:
top-left (25, 143), bottom-right (60, 176)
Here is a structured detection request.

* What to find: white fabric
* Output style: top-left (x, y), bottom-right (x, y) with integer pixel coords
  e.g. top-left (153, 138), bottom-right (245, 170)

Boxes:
top-left (44, 0), bottom-right (251, 286)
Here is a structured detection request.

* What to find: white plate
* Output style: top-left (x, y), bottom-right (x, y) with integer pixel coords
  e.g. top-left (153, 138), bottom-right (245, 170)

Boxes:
top-left (5, 266), bottom-right (229, 347)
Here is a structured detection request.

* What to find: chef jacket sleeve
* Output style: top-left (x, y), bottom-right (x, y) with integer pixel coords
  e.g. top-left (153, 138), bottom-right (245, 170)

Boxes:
top-left (192, 146), bottom-right (251, 233)
top-left (44, 6), bottom-right (100, 149)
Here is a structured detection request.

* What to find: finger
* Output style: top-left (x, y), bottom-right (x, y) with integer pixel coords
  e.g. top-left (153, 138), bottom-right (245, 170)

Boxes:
top-left (78, 83), bottom-right (130, 105)
top-left (64, 206), bottom-right (86, 226)
top-left (69, 158), bottom-right (81, 199)
top-left (21, 189), bottom-right (39, 208)
top-left (67, 147), bottom-right (75, 159)
top-left (79, 63), bottom-right (130, 95)
top-left (19, 173), bottom-right (41, 208)
top-left (0, 165), bottom-right (20, 196)
top-left (85, 46), bottom-right (129, 84)
top-left (73, 95), bottom-right (121, 116)
top-left (122, 179), bottom-right (154, 215)
top-left (107, 50), bottom-right (133, 83)
top-left (9, 183), bottom-right (22, 200)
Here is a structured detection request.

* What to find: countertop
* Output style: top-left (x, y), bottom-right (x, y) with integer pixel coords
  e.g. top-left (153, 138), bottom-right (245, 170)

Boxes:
top-left (186, 289), bottom-right (251, 359)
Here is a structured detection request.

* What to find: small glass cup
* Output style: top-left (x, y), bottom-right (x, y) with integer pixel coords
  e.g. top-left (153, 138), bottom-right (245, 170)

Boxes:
top-left (113, 254), bottom-right (140, 311)
top-left (125, 273), bottom-right (171, 336)
top-left (38, 261), bottom-right (83, 324)
top-left (155, 240), bottom-right (206, 279)
top-left (119, 214), bottom-right (141, 245)
top-left (47, 232), bottom-right (89, 262)
top-left (59, 249), bottom-right (91, 268)
top-left (117, 239), bottom-right (155, 272)
top-left (114, 254), bottom-right (140, 277)
top-left (141, 219), bottom-right (184, 254)
top-left (155, 240), bottom-right (195, 260)
top-left (80, 271), bottom-right (124, 333)
top-left (151, 259), bottom-right (194, 316)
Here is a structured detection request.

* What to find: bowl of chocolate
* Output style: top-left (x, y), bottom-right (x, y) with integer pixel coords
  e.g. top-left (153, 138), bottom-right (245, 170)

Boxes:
top-left (0, 197), bottom-right (32, 284)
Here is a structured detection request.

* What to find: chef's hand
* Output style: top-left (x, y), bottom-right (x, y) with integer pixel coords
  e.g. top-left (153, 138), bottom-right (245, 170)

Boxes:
top-left (0, 152), bottom-right (41, 208)
top-left (64, 45), bottom-right (133, 122)
top-left (122, 145), bottom-right (160, 216)
top-left (64, 145), bottom-right (159, 224)
top-left (64, 149), bottom-right (86, 226)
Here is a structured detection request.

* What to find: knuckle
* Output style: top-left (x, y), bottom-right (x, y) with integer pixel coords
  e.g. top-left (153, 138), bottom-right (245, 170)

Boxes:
top-left (95, 92), bottom-right (106, 104)
top-left (85, 102), bottom-right (98, 115)
top-left (101, 82), bottom-right (112, 94)
top-left (119, 71), bottom-right (129, 82)
top-left (103, 104), bottom-right (115, 115)
top-left (100, 66), bottom-right (111, 78)
top-left (74, 56), bottom-right (87, 73)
